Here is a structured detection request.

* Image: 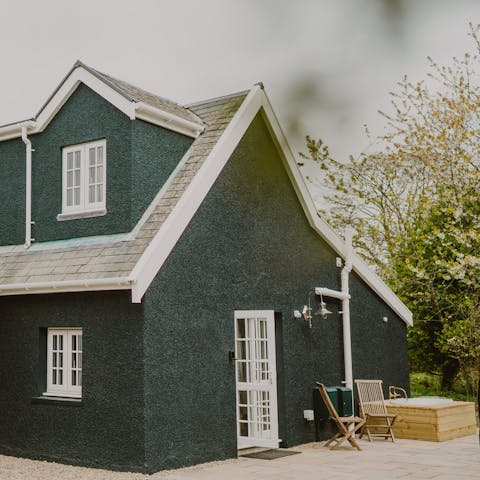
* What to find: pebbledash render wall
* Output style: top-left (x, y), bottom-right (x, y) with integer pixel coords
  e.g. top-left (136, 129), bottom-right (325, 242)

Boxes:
top-left (0, 84), bottom-right (193, 245)
top-left (0, 290), bottom-right (146, 472)
top-left (0, 107), bottom-right (409, 472)
top-left (140, 113), bottom-right (409, 472)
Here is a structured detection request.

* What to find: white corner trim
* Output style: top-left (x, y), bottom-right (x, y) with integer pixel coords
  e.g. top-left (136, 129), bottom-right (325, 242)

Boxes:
top-left (130, 85), bottom-right (412, 325)
top-left (0, 277), bottom-right (134, 297)
top-left (134, 102), bottom-right (204, 138)
top-left (130, 85), bottom-right (263, 303)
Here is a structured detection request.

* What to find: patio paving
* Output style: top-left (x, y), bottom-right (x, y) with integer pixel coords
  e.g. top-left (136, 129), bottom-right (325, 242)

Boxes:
top-left (0, 433), bottom-right (479, 480)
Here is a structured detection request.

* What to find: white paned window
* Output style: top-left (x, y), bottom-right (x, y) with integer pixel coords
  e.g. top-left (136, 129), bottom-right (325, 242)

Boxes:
top-left (62, 139), bottom-right (106, 215)
top-left (45, 328), bottom-right (82, 398)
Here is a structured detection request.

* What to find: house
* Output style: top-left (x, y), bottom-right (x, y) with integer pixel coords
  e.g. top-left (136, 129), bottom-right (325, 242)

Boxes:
top-left (0, 62), bottom-right (412, 473)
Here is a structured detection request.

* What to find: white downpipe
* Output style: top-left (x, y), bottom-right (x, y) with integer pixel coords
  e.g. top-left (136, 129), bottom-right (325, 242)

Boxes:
top-left (314, 227), bottom-right (354, 390)
top-left (21, 126), bottom-right (33, 248)
top-left (315, 287), bottom-right (349, 301)
top-left (341, 227), bottom-right (354, 391)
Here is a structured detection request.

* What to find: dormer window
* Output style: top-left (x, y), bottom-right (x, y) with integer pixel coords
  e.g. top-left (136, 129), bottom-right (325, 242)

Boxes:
top-left (58, 139), bottom-right (107, 220)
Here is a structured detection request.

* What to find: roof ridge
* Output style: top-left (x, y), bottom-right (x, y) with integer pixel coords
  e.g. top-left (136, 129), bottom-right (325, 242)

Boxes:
top-left (77, 61), bottom-right (203, 125)
top-left (74, 61), bottom-right (135, 101)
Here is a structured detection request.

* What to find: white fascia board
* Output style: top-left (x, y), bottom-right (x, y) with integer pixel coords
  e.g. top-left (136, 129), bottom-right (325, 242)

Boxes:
top-left (258, 91), bottom-right (413, 326)
top-left (129, 85), bottom-right (413, 326)
top-left (134, 102), bottom-right (204, 138)
top-left (130, 85), bottom-right (263, 303)
top-left (0, 277), bottom-right (134, 297)
top-left (34, 68), bottom-right (136, 132)
top-left (0, 68), bottom-right (135, 143)
top-left (0, 66), bottom-right (204, 143)
top-left (0, 120), bottom-right (36, 142)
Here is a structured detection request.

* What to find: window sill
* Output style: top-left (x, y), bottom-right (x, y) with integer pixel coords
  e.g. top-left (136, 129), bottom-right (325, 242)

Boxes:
top-left (57, 209), bottom-right (107, 222)
top-left (32, 396), bottom-right (83, 406)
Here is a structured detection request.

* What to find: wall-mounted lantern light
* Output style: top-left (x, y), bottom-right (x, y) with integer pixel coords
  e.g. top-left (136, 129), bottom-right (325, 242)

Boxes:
top-left (294, 291), bottom-right (333, 328)
top-left (315, 293), bottom-right (332, 319)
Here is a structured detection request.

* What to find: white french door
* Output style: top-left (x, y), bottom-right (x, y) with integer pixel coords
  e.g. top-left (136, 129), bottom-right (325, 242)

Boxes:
top-left (235, 310), bottom-right (279, 449)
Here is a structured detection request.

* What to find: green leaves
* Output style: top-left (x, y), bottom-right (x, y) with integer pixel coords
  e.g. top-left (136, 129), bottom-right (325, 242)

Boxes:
top-left (300, 23), bottom-right (480, 386)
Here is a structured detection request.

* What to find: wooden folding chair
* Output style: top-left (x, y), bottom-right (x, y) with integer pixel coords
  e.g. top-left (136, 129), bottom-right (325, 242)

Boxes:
top-left (316, 382), bottom-right (365, 451)
top-left (355, 379), bottom-right (397, 442)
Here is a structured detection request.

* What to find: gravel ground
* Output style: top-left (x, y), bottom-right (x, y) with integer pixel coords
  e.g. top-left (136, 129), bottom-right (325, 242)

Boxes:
top-left (1, 433), bottom-right (479, 480)
top-left (0, 454), bottom-right (238, 480)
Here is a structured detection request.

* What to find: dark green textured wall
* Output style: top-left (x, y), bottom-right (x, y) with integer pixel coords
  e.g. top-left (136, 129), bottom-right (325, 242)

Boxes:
top-left (0, 83), bottom-right (192, 245)
top-left (350, 272), bottom-right (410, 391)
top-left (0, 108), bottom-right (409, 474)
top-left (0, 291), bottom-right (145, 472)
top-left (30, 84), bottom-right (133, 242)
top-left (0, 137), bottom-right (25, 245)
top-left (131, 120), bottom-right (193, 226)
top-left (141, 113), bottom-right (409, 471)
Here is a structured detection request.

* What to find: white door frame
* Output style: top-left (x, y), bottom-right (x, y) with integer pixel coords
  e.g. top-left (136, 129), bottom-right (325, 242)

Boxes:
top-left (234, 310), bottom-right (280, 449)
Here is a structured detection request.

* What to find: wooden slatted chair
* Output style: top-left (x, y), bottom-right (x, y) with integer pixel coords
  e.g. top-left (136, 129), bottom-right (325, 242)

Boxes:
top-left (315, 382), bottom-right (365, 451)
top-left (355, 379), bottom-right (397, 442)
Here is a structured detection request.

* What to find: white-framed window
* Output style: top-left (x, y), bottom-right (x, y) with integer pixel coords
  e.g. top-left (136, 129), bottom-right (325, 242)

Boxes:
top-left (45, 328), bottom-right (82, 398)
top-left (61, 139), bottom-right (106, 215)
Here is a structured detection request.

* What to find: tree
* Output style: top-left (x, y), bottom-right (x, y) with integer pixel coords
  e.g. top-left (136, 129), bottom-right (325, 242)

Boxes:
top-left (300, 24), bottom-right (480, 394)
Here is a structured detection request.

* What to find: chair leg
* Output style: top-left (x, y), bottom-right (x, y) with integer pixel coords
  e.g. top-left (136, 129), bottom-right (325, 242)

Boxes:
top-left (324, 432), bottom-right (341, 447)
top-left (333, 431), bottom-right (362, 451)
top-left (330, 434), bottom-right (349, 450)
top-left (327, 422), bottom-right (364, 451)
top-left (346, 435), bottom-right (362, 451)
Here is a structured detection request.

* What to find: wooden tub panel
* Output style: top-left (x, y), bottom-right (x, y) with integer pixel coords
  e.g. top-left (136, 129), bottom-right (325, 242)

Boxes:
top-left (385, 401), bottom-right (476, 441)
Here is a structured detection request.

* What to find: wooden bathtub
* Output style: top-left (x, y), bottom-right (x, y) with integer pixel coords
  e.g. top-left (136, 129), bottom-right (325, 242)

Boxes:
top-left (386, 399), bottom-right (476, 441)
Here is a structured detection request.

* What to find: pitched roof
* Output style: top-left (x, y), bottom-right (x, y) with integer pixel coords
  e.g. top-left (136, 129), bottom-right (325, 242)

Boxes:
top-left (0, 92), bottom-right (247, 292)
top-left (89, 67), bottom-right (203, 126)
top-left (0, 64), bottom-right (412, 325)
top-left (0, 61), bottom-right (204, 140)
top-left (63, 60), bottom-right (202, 127)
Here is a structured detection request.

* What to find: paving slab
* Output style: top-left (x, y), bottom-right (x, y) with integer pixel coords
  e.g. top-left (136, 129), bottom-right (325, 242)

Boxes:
top-left (0, 433), bottom-right (479, 480)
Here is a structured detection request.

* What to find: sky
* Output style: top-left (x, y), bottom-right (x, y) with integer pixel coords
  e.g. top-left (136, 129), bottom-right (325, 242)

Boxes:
top-left (2, 0), bottom-right (480, 199)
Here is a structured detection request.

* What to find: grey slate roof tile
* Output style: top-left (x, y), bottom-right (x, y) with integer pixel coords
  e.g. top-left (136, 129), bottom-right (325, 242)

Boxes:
top-left (27, 274), bottom-right (65, 283)
top-left (90, 67), bottom-right (203, 126)
top-left (52, 266), bottom-right (81, 275)
top-left (1, 276), bottom-right (29, 284)
top-left (0, 90), bottom-right (248, 290)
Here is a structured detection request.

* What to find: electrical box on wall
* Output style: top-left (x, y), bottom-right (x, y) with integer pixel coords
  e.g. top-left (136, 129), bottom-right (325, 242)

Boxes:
top-left (303, 409), bottom-right (314, 421)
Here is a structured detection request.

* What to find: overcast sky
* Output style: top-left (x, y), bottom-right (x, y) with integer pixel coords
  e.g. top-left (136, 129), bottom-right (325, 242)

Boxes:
top-left (2, 0), bottom-right (480, 198)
